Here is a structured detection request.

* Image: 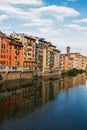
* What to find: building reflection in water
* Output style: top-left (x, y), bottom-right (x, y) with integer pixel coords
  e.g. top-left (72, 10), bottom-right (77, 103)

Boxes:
top-left (42, 79), bottom-right (61, 104)
top-left (0, 73), bottom-right (86, 123)
top-left (61, 73), bottom-right (86, 90)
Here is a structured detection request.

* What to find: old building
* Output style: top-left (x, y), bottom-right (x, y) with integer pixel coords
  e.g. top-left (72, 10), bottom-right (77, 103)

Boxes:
top-left (61, 47), bottom-right (87, 72)
top-left (0, 32), bottom-right (23, 71)
top-left (42, 40), bottom-right (61, 73)
top-left (8, 36), bottom-right (23, 69)
top-left (35, 38), bottom-right (44, 72)
top-left (11, 32), bottom-right (36, 71)
top-left (0, 32), bottom-right (9, 68)
top-left (53, 49), bottom-right (61, 71)
top-left (11, 32), bottom-right (61, 73)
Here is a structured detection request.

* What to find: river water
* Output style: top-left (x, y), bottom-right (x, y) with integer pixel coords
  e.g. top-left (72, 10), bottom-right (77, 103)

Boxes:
top-left (0, 73), bottom-right (87, 130)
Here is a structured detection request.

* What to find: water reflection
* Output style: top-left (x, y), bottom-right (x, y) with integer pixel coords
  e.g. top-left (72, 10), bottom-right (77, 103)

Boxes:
top-left (0, 73), bottom-right (86, 125)
top-left (61, 73), bottom-right (86, 89)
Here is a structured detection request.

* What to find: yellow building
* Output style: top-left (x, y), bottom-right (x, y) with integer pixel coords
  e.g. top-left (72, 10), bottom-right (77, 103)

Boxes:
top-left (53, 49), bottom-right (61, 71)
top-left (61, 47), bottom-right (87, 72)
top-left (42, 40), bottom-right (61, 73)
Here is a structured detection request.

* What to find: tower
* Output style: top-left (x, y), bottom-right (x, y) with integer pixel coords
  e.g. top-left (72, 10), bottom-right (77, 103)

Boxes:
top-left (67, 46), bottom-right (70, 55)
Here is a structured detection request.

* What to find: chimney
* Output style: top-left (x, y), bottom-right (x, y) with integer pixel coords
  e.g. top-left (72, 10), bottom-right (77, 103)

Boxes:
top-left (67, 46), bottom-right (70, 55)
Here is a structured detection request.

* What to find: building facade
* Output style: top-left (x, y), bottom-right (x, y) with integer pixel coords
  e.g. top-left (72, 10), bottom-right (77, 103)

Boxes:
top-left (0, 32), bottom-right (23, 71)
top-left (61, 47), bottom-right (87, 72)
top-left (11, 32), bottom-right (36, 71)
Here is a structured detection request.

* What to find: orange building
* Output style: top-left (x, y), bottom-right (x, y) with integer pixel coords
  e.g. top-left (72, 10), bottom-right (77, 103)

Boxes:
top-left (0, 31), bottom-right (23, 71)
top-left (0, 32), bottom-right (9, 67)
top-left (7, 36), bottom-right (23, 69)
top-left (10, 32), bottom-right (36, 71)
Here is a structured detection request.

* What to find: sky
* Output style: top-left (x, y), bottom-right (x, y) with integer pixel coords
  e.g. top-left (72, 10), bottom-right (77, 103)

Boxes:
top-left (0, 0), bottom-right (87, 55)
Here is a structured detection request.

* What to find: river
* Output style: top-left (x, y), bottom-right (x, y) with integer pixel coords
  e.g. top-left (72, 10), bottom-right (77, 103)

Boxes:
top-left (0, 73), bottom-right (87, 130)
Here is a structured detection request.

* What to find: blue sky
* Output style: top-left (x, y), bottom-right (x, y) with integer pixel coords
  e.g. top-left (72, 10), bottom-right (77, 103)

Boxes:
top-left (0, 0), bottom-right (87, 54)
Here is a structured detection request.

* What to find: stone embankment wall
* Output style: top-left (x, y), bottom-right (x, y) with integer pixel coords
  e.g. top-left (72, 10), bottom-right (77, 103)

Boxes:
top-left (43, 70), bottom-right (61, 77)
top-left (0, 70), bottom-right (61, 81)
top-left (0, 72), bottom-right (33, 81)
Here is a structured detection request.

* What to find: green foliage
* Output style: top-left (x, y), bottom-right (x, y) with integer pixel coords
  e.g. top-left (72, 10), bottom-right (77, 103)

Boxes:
top-left (62, 68), bottom-right (86, 77)
top-left (33, 74), bottom-right (43, 80)
top-left (19, 42), bottom-right (22, 44)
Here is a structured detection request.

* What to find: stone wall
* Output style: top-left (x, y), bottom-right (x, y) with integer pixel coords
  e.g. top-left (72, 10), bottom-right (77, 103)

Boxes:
top-left (0, 70), bottom-right (61, 82)
top-left (0, 72), bottom-right (33, 81)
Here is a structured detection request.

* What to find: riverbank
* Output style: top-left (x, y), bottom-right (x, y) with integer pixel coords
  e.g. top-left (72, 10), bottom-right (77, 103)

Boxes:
top-left (0, 70), bottom-right (61, 83)
top-left (0, 75), bottom-right (61, 93)
top-left (62, 68), bottom-right (86, 77)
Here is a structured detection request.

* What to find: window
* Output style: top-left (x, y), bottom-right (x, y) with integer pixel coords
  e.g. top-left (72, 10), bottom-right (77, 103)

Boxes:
top-left (1, 44), bottom-right (3, 48)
